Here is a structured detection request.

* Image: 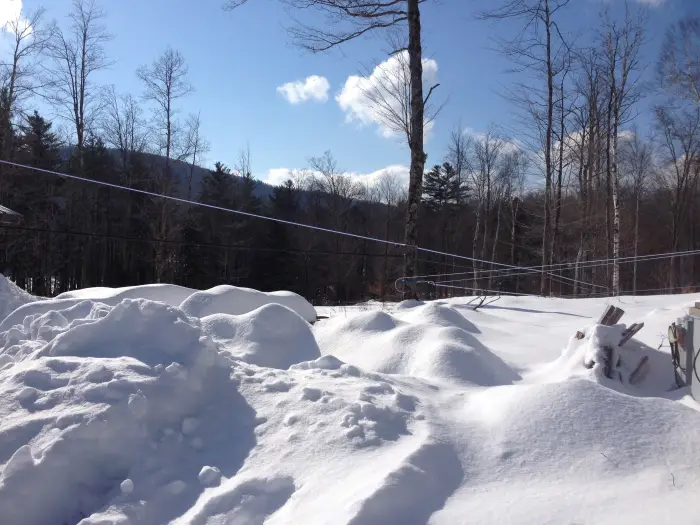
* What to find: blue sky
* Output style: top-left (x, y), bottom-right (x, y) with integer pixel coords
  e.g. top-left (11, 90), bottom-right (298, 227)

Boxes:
top-left (9, 0), bottom-right (700, 186)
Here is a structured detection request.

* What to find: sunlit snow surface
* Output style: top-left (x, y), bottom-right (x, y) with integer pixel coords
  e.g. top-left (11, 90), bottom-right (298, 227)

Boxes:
top-left (0, 276), bottom-right (699, 525)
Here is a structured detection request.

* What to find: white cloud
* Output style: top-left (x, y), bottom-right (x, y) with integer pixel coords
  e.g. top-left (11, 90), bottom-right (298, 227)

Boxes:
top-left (0, 0), bottom-right (22, 28)
top-left (263, 164), bottom-right (410, 190)
top-left (463, 127), bottom-right (523, 156)
top-left (264, 168), bottom-right (305, 186)
top-left (336, 51), bottom-right (439, 140)
top-left (346, 164), bottom-right (410, 188)
top-left (276, 75), bottom-right (330, 104)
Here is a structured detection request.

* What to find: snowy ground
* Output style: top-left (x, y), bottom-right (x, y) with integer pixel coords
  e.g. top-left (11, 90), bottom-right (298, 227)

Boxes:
top-left (1, 276), bottom-right (699, 525)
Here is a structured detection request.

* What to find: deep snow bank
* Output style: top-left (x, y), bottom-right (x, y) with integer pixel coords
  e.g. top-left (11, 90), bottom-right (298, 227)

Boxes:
top-left (0, 298), bottom-right (253, 525)
top-left (2, 288), bottom-right (700, 524)
top-left (0, 293), bottom-right (426, 525)
top-left (1, 284), bottom-right (317, 333)
top-left (0, 274), bottom-right (36, 323)
top-left (55, 283), bottom-right (195, 307)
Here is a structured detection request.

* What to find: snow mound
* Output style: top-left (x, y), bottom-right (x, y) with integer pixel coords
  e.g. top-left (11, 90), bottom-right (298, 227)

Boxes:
top-left (0, 274), bottom-right (36, 323)
top-left (314, 309), bottom-right (519, 386)
top-left (395, 299), bottom-right (423, 310)
top-left (2, 288), bottom-right (700, 524)
top-left (55, 283), bottom-right (195, 307)
top-left (180, 285), bottom-right (317, 323)
top-left (396, 302), bottom-right (480, 333)
top-left (0, 298), bottom-right (255, 525)
top-left (201, 303), bottom-right (321, 369)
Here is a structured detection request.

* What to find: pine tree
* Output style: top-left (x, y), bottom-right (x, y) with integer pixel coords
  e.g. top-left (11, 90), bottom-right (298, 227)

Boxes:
top-left (423, 162), bottom-right (465, 211)
top-left (16, 111), bottom-right (62, 170)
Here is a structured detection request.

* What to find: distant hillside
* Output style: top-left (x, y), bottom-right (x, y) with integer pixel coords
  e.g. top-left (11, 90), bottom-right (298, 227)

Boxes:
top-left (60, 147), bottom-right (275, 200)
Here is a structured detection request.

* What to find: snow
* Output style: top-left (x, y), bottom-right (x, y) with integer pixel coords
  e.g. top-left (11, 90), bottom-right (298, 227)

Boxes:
top-left (1, 284), bottom-right (700, 524)
top-left (181, 285), bottom-right (317, 323)
top-left (0, 274), bottom-right (36, 322)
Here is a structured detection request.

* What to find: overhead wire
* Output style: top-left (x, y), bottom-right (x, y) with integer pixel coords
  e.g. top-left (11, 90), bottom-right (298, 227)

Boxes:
top-left (414, 247), bottom-right (700, 281)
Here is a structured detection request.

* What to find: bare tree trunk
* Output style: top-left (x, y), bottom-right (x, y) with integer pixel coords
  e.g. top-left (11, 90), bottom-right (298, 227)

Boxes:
top-left (510, 197), bottom-right (520, 293)
top-left (473, 205), bottom-right (482, 291)
top-left (633, 192), bottom-right (640, 295)
top-left (402, 0), bottom-right (426, 289)
top-left (541, 0), bottom-right (554, 297)
top-left (612, 112), bottom-right (621, 295)
top-left (551, 60), bottom-right (567, 276)
top-left (480, 181), bottom-right (491, 273)
top-left (605, 99), bottom-right (613, 292)
top-left (489, 198), bottom-right (503, 290)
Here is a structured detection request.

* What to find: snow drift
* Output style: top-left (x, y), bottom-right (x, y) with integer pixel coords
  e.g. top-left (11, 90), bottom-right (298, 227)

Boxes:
top-left (1, 286), bottom-right (700, 524)
top-left (314, 303), bottom-right (519, 386)
top-left (201, 303), bottom-right (321, 369)
top-left (1, 283), bottom-right (317, 333)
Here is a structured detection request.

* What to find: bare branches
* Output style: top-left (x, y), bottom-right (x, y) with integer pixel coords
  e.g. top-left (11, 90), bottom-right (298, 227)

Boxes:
top-left (226, 0), bottom-right (409, 52)
top-left (46, 0), bottom-right (112, 164)
top-left (1, 8), bottom-right (54, 111)
top-left (101, 86), bottom-right (148, 169)
top-left (356, 49), bottom-right (442, 145)
top-left (659, 16), bottom-right (700, 105)
top-left (137, 48), bottom-right (193, 164)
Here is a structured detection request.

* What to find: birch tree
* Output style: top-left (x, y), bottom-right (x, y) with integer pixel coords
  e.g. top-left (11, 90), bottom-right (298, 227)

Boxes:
top-left (600, 5), bottom-right (645, 295)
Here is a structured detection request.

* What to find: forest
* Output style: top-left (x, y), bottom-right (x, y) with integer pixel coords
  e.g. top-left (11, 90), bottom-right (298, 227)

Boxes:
top-left (0, 0), bottom-right (699, 305)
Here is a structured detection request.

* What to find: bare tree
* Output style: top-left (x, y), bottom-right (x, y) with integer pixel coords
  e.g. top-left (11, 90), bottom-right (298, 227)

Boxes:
top-left (234, 144), bottom-right (252, 179)
top-left (183, 112), bottom-right (210, 200)
top-left (0, 8), bottom-right (53, 156)
top-left (309, 151), bottom-right (365, 226)
top-left (136, 48), bottom-right (193, 283)
top-left (446, 123), bottom-right (471, 207)
top-left (469, 128), bottom-right (504, 290)
top-left (47, 0), bottom-right (112, 173)
top-left (137, 47), bottom-right (193, 168)
top-left (478, 0), bottom-right (572, 296)
top-left (358, 47), bottom-right (442, 146)
top-left (620, 129), bottom-right (653, 294)
top-left (550, 50), bottom-right (573, 272)
top-left (375, 170), bottom-right (403, 300)
top-left (655, 105), bottom-right (700, 290)
top-left (101, 86), bottom-right (148, 178)
top-left (225, 0), bottom-right (431, 288)
top-left (601, 5), bottom-right (646, 295)
top-left (659, 16), bottom-right (700, 105)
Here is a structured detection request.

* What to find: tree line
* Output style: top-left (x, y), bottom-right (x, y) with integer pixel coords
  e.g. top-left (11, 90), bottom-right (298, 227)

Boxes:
top-left (0, 0), bottom-right (699, 304)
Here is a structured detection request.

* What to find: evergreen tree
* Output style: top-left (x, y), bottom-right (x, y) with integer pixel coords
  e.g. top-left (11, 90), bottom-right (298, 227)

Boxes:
top-left (16, 111), bottom-right (62, 169)
top-left (423, 162), bottom-right (464, 211)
